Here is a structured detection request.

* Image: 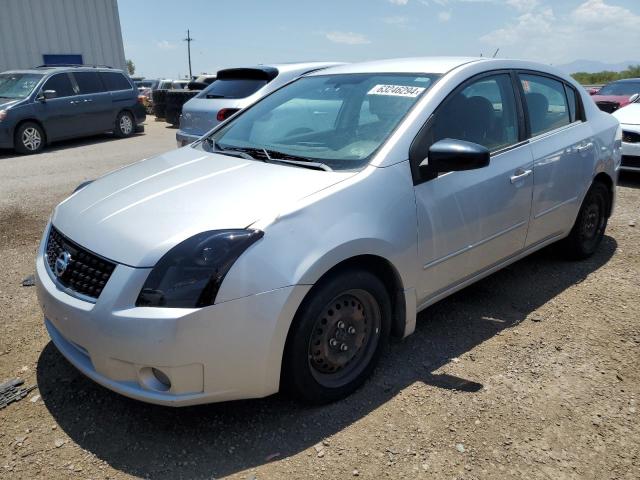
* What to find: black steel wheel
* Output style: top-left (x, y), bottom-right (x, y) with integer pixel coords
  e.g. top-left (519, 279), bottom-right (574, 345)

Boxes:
top-left (283, 268), bottom-right (391, 404)
top-left (561, 182), bottom-right (609, 259)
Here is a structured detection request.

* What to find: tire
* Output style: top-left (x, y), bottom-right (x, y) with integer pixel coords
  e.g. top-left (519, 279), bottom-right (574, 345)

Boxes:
top-left (14, 122), bottom-right (45, 154)
top-left (114, 111), bottom-right (135, 138)
top-left (283, 268), bottom-right (391, 404)
top-left (561, 182), bottom-right (609, 260)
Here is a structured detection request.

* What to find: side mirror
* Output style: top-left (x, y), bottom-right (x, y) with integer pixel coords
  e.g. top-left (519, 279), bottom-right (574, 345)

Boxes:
top-left (629, 93), bottom-right (640, 103)
top-left (39, 90), bottom-right (57, 101)
top-left (419, 139), bottom-right (490, 175)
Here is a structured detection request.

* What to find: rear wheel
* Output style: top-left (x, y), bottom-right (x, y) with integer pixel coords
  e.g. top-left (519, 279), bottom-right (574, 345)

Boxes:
top-left (561, 182), bottom-right (609, 259)
top-left (283, 269), bottom-right (390, 404)
top-left (14, 122), bottom-right (45, 154)
top-left (114, 111), bottom-right (135, 138)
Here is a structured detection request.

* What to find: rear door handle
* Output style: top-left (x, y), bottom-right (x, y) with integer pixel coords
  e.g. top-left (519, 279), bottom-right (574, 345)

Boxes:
top-left (83, 99), bottom-right (93, 103)
top-left (510, 168), bottom-right (532, 184)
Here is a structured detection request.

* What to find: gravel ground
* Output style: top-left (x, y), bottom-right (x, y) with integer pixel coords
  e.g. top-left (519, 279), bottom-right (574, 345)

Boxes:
top-left (0, 122), bottom-right (639, 479)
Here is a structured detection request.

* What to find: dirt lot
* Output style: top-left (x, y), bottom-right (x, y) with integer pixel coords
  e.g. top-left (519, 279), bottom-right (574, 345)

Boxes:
top-left (1, 122), bottom-right (639, 479)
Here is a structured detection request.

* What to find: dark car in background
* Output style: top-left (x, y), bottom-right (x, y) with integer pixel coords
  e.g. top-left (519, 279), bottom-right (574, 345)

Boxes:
top-left (590, 78), bottom-right (640, 113)
top-left (0, 65), bottom-right (146, 154)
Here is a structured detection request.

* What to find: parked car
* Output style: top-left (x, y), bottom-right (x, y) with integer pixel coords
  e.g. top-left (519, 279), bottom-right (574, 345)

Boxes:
top-left (172, 80), bottom-right (189, 90)
top-left (590, 78), bottom-right (640, 113)
top-left (36, 57), bottom-right (620, 406)
top-left (134, 79), bottom-right (159, 92)
top-left (613, 100), bottom-right (640, 172)
top-left (176, 62), bottom-right (343, 147)
top-left (0, 65), bottom-right (145, 154)
top-left (187, 74), bottom-right (216, 91)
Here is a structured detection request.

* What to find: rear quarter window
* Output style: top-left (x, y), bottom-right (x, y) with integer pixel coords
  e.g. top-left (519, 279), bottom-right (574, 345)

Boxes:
top-left (100, 72), bottom-right (133, 91)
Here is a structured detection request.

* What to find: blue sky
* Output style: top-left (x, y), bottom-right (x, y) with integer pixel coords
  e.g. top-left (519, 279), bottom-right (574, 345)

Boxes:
top-left (119, 0), bottom-right (640, 79)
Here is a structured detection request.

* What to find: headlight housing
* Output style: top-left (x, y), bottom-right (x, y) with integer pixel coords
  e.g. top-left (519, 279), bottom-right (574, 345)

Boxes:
top-left (136, 229), bottom-right (263, 308)
top-left (0, 110), bottom-right (6, 122)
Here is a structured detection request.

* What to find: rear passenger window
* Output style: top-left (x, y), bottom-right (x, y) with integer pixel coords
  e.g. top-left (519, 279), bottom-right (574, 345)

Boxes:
top-left (520, 74), bottom-right (571, 136)
top-left (42, 73), bottom-right (75, 98)
top-left (428, 74), bottom-right (519, 152)
top-left (200, 79), bottom-right (268, 99)
top-left (100, 72), bottom-right (132, 91)
top-left (72, 72), bottom-right (105, 94)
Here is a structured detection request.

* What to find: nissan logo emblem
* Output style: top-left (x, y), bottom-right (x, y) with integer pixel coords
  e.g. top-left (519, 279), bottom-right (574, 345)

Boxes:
top-left (54, 251), bottom-right (71, 277)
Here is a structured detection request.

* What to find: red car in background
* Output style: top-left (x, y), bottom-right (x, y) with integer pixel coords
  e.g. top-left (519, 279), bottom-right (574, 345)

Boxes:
top-left (590, 78), bottom-right (640, 113)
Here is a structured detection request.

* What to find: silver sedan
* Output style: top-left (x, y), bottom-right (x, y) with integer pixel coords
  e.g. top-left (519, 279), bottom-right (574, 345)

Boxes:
top-left (36, 57), bottom-right (621, 406)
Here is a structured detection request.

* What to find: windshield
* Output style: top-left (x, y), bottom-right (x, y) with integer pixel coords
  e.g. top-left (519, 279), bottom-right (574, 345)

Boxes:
top-left (201, 73), bottom-right (439, 170)
top-left (598, 81), bottom-right (640, 96)
top-left (0, 73), bottom-right (43, 99)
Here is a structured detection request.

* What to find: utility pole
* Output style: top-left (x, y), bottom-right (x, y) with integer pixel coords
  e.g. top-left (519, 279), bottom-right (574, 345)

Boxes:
top-left (183, 29), bottom-right (194, 78)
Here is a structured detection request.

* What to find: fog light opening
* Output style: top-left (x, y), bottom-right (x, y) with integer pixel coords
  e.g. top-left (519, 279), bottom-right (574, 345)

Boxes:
top-left (152, 368), bottom-right (171, 390)
top-left (139, 367), bottom-right (172, 392)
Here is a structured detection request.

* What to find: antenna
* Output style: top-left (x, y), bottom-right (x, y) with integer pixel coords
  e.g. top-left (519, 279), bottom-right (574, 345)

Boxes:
top-left (183, 29), bottom-right (194, 78)
top-left (492, 48), bottom-right (500, 58)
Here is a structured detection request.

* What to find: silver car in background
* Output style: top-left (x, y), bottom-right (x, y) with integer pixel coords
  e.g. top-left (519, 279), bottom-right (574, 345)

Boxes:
top-left (36, 57), bottom-right (621, 407)
top-left (175, 62), bottom-right (343, 147)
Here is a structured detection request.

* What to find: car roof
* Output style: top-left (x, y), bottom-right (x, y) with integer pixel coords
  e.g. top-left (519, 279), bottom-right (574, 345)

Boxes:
top-left (2, 66), bottom-right (126, 75)
top-left (307, 57), bottom-right (486, 76)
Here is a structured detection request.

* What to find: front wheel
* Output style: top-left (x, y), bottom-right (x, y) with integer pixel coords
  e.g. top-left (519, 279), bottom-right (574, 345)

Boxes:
top-left (561, 182), bottom-right (609, 259)
top-left (114, 111), bottom-right (135, 138)
top-left (283, 269), bottom-right (391, 404)
top-left (14, 122), bottom-right (45, 154)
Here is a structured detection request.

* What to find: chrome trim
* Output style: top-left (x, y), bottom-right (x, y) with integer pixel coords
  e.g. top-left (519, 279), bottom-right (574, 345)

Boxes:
top-left (533, 196), bottom-right (578, 220)
top-left (43, 254), bottom-right (99, 304)
top-left (418, 231), bottom-right (565, 312)
top-left (423, 221), bottom-right (527, 270)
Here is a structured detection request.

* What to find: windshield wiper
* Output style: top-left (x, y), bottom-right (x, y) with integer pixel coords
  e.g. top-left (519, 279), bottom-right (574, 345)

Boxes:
top-left (206, 140), bottom-right (332, 171)
top-left (261, 148), bottom-right (333, 171)
top-left (205, 139), bottom-right (257, 160)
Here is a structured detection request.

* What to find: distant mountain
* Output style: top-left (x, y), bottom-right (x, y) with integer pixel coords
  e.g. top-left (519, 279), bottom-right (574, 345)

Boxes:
top-left (557, 59), bottom-right (640, 74)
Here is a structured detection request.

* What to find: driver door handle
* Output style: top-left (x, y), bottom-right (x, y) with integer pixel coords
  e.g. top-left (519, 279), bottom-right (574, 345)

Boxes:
top-left (510, 168), bottom-right (532, 184)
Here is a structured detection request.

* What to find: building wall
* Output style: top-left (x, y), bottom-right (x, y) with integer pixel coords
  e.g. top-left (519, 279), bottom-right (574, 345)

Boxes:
top-left (0, 0), bottom-right (126, 71)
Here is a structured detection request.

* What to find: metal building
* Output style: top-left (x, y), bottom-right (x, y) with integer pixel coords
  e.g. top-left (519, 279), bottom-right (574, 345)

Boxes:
top-left (0, 0), bottom-right (126, 72)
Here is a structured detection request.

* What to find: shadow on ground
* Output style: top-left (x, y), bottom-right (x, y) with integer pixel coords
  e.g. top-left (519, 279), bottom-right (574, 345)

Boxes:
top-left (0, 132), bottom-right (144, 160)
top-left (37, 237), bottom-right (616, 479)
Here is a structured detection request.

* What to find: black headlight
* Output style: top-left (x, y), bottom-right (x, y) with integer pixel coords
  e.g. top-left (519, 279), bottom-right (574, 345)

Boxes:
top-left (136, 229), bottom-right (263, 308)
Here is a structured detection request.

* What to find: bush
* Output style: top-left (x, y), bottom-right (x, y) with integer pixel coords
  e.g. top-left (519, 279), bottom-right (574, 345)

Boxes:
top-left (572, 65), bottom-right (640, 85)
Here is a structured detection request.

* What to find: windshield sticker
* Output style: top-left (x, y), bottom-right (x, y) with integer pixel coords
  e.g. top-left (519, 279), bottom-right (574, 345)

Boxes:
top-left (367, 84), bottom-right (425, 97)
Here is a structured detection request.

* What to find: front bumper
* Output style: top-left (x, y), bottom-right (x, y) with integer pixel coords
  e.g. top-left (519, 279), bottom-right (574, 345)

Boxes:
top-left (621, 124), bottom-right (640, 172)
top-left (176, 130), bottom-right (200, 148)
top-left (0, 124), bottom-right (13, 149)
top-left (35, 226), bottom-right (311, 406)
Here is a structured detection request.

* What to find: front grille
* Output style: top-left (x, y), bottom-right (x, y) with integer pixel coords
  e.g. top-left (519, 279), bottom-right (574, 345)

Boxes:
top-left (596, 101), bottom-right (620, 113)
top-left (622, 130), bottom-right (640, 144)
top-left (45, 226), bottom-right (116, 300)
top-left (622, 156), bottom-right (640, 169)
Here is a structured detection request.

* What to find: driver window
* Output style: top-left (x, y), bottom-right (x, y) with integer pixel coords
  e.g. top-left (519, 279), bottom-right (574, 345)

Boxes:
top-left (42, 73), bottom-right (75, 98)
top-left (429, 74), bottom-right (519, 152)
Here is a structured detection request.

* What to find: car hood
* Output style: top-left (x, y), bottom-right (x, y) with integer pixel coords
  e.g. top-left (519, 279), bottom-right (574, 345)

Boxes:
top-left (0, 98), bottom-right (22, 109)
top-left (51, 147), bottom-right (354, 267)
top-left (613, 103), bottom-right (640, 125)
top-left (592, 94), bottom-right (631, 105)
